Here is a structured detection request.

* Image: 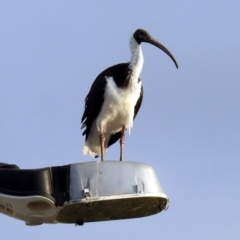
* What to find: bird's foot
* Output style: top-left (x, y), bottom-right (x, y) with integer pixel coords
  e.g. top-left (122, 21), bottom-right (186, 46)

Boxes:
top-left (119, 126), bottom-right (126, 162)
top-left (99, 126), bottom-right (105, 162)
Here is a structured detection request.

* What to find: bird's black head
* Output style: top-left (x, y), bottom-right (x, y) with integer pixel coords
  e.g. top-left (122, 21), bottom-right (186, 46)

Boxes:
top-left (133, 29), bottom-right (178, 69)
top-left (133, 29), bottom-right (152, 44)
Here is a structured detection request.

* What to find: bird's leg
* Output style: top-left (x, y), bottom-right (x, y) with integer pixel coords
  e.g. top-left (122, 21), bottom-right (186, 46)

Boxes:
top-left (99, 126), bottom-right (105, 161)
top-left (120, 126), bottom-right (126, 161)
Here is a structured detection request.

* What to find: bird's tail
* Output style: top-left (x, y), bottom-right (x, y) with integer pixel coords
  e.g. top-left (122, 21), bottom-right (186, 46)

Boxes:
top-left (83, 128), bottom-right (111, 158)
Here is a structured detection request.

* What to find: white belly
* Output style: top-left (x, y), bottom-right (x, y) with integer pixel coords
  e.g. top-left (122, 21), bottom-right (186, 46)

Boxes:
top-left (83, 76), bottom-right (142, 157)
top-left (96, 76), bottom-right (142, 133)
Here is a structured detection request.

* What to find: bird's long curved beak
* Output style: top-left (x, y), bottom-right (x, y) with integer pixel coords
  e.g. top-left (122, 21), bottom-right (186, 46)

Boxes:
top-left (148, 37), bottom-right (178, 69)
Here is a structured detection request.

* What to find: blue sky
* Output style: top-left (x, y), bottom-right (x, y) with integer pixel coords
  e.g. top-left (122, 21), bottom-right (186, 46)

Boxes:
top-left (0, 1), bottom-right (240, 239)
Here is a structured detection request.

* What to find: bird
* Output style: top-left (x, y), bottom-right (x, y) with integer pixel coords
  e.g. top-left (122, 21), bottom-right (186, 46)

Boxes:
top-left (81, 29), bottom-right (178, 161)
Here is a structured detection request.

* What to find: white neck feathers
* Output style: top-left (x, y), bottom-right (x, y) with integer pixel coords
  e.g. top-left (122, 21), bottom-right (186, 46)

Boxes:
top-left (129, 36), bottom-right (144, 78)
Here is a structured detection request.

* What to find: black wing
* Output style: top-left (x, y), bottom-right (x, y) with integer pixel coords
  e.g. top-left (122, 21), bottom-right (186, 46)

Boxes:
top-left (107, 81), bottom-right (143, 147)
top-left (133, 82), bottom-right (143, 119)
top-left (81, 75), bottom-right (107, 141)
top-left (81, 63), bottom-right (130, 141)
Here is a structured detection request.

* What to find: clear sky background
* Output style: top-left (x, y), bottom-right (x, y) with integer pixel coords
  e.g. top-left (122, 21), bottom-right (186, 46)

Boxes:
top-left (1, 1), bottom-right (239, 239)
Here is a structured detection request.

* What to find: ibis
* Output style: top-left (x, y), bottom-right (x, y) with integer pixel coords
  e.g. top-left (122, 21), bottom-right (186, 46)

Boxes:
top-left (81, 29), bottom-right (178, 161)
